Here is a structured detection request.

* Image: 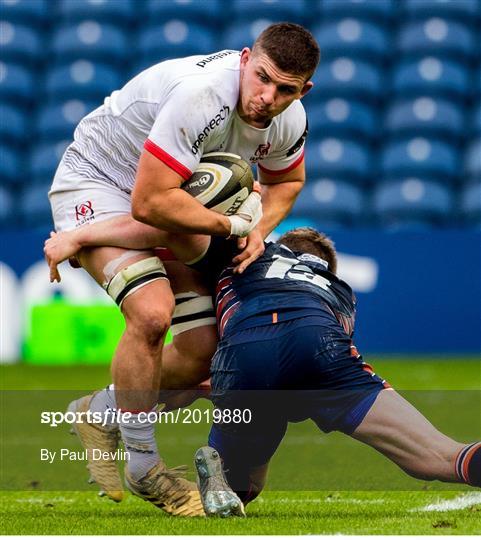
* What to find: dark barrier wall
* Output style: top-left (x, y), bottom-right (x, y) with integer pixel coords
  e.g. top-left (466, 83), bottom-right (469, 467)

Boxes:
top-left (1, 228), bottom-right (480, 355)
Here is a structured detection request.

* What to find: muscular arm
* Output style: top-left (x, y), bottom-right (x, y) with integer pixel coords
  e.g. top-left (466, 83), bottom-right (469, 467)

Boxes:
top-left (132, 151), bottom-right (232, 236)
top-left (232, 159), bottom-right (305, 273)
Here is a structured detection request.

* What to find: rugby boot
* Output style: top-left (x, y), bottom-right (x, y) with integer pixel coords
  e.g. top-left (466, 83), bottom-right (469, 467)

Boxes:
top-left (195, 446), bottom-right (245, 517)
top-left (125, 461), bottom-right (205, 517)
top-left (67, 394), bottom-right (124, 502)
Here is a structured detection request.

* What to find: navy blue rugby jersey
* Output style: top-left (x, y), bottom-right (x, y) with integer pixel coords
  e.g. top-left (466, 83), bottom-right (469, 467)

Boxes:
top-left (193, 239), bottom-right (356, 339)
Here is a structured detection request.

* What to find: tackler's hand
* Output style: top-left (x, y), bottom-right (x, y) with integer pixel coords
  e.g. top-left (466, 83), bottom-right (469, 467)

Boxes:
top-left (44, 230), bottom-right (82, 283)
top-left (232, 228), bottom-right (265, 274)
top-left (226, 184), bottom-right (262, 238)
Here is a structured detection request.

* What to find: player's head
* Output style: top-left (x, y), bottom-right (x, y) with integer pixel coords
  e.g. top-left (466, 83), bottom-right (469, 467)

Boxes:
top-left (238, 23), bottom-right (320, 127)
top-left (277, 227), bottom-right (337, 274)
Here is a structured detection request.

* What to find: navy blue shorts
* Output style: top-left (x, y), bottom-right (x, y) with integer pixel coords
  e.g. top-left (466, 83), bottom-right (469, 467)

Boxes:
top-left (209, 315), bottom-right (389, 469)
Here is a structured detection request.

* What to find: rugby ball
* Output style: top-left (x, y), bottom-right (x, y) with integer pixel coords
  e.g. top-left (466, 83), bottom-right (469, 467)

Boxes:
top-left (183, 152), bottom-right (254, 215)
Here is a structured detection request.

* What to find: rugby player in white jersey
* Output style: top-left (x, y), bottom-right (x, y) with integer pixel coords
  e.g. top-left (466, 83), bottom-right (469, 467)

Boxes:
top-left (46, 23), bottom-right (320, 515)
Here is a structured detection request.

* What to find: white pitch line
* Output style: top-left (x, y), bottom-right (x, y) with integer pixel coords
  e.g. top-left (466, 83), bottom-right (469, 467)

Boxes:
top-left (414, 492), bottom-right (481, 512)
top-left (256, 497), bottom-right (386, 505)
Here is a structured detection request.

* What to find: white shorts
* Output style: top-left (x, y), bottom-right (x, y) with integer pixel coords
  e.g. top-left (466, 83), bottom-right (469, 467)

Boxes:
top-left (49, 160), bottom-right (131, 232)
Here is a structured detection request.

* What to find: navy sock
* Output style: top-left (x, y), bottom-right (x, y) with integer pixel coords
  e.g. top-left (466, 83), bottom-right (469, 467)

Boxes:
top-left (455, 442), bottom-right (481, 487)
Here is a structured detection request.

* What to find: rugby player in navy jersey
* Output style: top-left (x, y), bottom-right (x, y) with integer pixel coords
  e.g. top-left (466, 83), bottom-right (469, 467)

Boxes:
top-left (45, 222), bottom-right (480, 518)
top-left (188, 228), bottom-right (480, 516)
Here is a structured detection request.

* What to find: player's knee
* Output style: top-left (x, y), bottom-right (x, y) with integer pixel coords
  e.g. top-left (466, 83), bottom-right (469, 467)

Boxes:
top-left (125, 302), bottom-right (174, 347)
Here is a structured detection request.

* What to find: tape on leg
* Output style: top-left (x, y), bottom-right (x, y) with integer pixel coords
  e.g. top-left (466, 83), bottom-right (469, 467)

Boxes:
top-left (103, 256), bottom-right (168, 307)
top-left (170, 292), bottom-right (216, 336)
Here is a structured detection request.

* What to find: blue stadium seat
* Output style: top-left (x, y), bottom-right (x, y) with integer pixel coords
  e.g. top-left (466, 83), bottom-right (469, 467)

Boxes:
top-left (305, 138), bottom-right (372, 183)
top-left (306, 58), bottom-right (383, 105)
top-left (51, 23), bottom-right (130, 67)
top-left (57, 0), bottom-right (136, 27)
top-left (145, 0), bottom-right (226, 26)
top-left (461, 181), bottom-right (481, 225)
top-left (230, 0), bottom-right (305, 23)
top-left (36, 100), bottom-right (98, 142)
top-left (473, 102), bottom-right (481, 136)
top-left (308, 99), bottom-right (377, 140)
top-left (373, 179), bottom-right (453, 227)
top-left (0, 62), bottom-right (34, 104)
top-left (0, 185), bottom-right (15, 225)
top-left (319, 0), bottom-right (395, 23)
top-left (0, 0), bottom-right (50, 25)
top-left (384, 97), bottom-right (464, 142)
top-left (0, 145), bottom-right (23, 186)
top-left (138, 22), bottom-right (216, 63)
top-left (464, 138), bottom-right (481, 179)
top-left (19, 182), bottom-right (54, 227)
top-left (312, 19), bottom-right (390, 64)
top-left (291, 178), bottom-right (365, 226)
top-left (44, 61), bottom-right (123, 101)
top-left (0, 22), bottom-right (42, 66)
top-left (223, 20), bottom-right (276, 51)
top-left (380, 138), bottom-right (459, 182)
top-left (29, 141), bottom-right (70, 184)
top-left (0, 104), bottom-right (26, 145)
top-left (391, 58), bottom-right (469, 101)
top-left (397, 20), bottom-right (476, 63)
top-left (403, 0), bottom-right (480, 24)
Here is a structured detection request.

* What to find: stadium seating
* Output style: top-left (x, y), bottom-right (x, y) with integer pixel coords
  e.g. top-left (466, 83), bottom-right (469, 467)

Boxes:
top-left (402, 0), bottom-right (481, 24)
top-left (0, 0), bottom-right (51, 25)
top-left (380, 138), bottom-right (460, 183)
top-left (18, 183), bottom-right (54, 227)
top-left (0, 185), bottom-right (15, 225)
top-left (36, 100), bottom-right (98, 142)
top-left (397, 20), bottom-right (476, 63)
top-left (305, 138), bottom-right (372, 183)
top-left (230, 0), bottom-right (305, 23)
top-left (384, 97), bottom-right (464, 142)
top-left (464, 138), bottom-right (481, 179)
top-left (29, 141), bottom-right (70, 185)
top-left (306, 57), bottom-right (384, 105)
top-left (291, 178), bottom-right (365, 226)
top-left (319, 0), bottom-right (395, 23)
top-left (312, 19), bottom-right (390, 65)
top-left (138, 22), bottom-right (216, 64)
top-left (308, 99), bottom-right (377, 141)
top-left (0, 62), bottom-right (35, 105)
top-left (145, 0), bottom-right (226, 26)
top-left (44, 61), bottom-right (123, 101)
top-left (473, 102), bottom-right (481, 136)
top-left (222, 20), bottom-right (275, 51)
top-left (460, 181), bottom-right (481, 225)
top-left (51, 23), bottom-right (130, 67)
top-left (0, 22), bottom-right (42, 66)
top-left (0, 104), bottom-right (26, 146)
top-left (391, 58), bottom-right (470, 101)
top-left (0, 145), bottom-right (22, 186)
top-left (373, 178), bottom-right (453, 228)
top-left (57, 0), bottom-right (136, 27)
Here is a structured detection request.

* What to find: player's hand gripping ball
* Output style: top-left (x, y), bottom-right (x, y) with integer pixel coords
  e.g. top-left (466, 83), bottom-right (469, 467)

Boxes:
top-left (182, 152), bottom-right (254, 215)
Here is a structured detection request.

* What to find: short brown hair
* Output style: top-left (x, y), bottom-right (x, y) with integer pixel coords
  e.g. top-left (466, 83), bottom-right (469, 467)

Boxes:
top-left (252, 23), bottom-right (320, 80)
top-left (277, 227), bottom-right (337, 274)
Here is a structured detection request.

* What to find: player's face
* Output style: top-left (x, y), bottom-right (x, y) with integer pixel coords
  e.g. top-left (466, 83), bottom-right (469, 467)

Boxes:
top-left (238, 48), bottom-right (313, 128)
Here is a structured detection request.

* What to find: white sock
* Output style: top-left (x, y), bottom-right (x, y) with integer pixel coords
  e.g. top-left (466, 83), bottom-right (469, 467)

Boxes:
top-left (119, 409), bottom-right (160, 481)
top-left (89, 384), bottom-right (118, 430)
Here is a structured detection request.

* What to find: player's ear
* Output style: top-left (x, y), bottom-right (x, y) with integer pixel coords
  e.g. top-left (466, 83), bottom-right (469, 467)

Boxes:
top-left (240, 48), bottom-right (251, 68)
top-left (299, 81), bottom-right (314, 98)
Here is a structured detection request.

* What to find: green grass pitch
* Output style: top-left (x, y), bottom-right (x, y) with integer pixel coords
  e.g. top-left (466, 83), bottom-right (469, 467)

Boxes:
top-left (1, 357), bottom-right (480, 535)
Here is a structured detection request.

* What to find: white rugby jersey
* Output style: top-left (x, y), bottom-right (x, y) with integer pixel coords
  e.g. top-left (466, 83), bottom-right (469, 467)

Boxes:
top-left (61, 50), bottom-right (308, 194)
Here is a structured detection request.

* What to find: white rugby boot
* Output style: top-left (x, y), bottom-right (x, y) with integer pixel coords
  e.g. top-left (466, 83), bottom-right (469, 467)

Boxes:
top-left (125, 462), bottom-right (205, 517)
top-left (67, 394), bottom-right (124, 502)
top-left (195, 446), bottom-right (246, 517)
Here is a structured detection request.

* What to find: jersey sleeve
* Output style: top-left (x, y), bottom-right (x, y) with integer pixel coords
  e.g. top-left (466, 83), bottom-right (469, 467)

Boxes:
top-left (144, 83), bottom-right (228, 180)
top-left (258, 101), bottom-right (308, 176)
